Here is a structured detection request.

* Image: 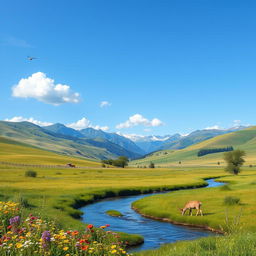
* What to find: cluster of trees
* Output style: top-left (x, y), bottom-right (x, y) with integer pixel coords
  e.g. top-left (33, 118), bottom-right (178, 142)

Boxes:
top-left (198, 146), bottom-right (234, 157)
top-left (101, 156), bottom-right (129, 168)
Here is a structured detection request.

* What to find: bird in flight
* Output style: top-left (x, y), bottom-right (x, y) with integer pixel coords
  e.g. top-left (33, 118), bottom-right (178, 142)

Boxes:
top-left (27, 56), bottom-right (37, 61)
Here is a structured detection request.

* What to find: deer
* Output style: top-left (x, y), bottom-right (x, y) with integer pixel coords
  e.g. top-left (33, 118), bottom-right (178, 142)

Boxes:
top-left (180, 201), bottom-right (203, 216)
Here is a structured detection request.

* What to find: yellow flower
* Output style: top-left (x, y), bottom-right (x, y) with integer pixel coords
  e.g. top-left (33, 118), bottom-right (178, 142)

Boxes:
top-left (63, 247), bottom-right (69, 251)
top-left (111, 249), bottom-right (117, 254)
top-left (111, 245), bottom-right (117, 249)
top-left (64, 239), bottom-right (69, 243)
top-left (16, 243), bottom-right (23, 248)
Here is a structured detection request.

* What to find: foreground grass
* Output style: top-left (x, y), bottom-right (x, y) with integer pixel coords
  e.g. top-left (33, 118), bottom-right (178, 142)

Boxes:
top-left (136, 232), bottom-right (256, 256)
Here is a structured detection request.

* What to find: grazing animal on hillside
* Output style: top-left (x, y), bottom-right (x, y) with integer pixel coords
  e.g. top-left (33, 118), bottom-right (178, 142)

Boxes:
top-left (180, 201), bottom-right (203, 216)
top-left (66, 163), bottom-right (76, 168)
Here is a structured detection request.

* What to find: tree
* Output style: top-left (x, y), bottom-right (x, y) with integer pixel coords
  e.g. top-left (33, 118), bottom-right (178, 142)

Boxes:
top-left (224, 150), bottom-right (246, 175)
top-left (149, 162), bottom-right (155, 168)
top-left (116, 156), bottom-right (129, 168)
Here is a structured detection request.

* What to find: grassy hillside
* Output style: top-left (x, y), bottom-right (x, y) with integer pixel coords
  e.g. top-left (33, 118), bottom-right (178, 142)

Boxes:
top-left (131, 126), bottom-right (256, 167)
top-left (0, 121), bottom-right (141, 160)
top-left (0, 136), bottom-right (101, 166)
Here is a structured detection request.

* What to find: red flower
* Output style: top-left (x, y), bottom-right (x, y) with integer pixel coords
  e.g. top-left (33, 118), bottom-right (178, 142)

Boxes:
top-left (7, 225), bottom-right (12, 229)
top-left (81, 245), bottom-right (89, 251)
top-left (106, 224), bottom-right (110, 227)
top-left (71, 231), bottom-right (79, 236)
top-left (87, 224), bottom-right (93, 229)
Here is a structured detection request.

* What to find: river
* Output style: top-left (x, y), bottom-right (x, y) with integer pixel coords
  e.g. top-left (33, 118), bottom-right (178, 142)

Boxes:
top-left (80, 179), bottom-right (223, 251)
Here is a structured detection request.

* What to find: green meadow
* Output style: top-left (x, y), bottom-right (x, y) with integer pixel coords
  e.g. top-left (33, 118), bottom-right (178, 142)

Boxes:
top-left (1, 135), bottom-right (256, 255)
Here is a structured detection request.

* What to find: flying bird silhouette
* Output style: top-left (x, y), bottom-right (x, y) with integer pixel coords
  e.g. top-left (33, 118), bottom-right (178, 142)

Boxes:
top-left (27, 56), bottom-right (37, 61)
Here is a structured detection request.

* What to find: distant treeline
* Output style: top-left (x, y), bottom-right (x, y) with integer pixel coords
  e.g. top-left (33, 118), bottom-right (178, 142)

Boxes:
top-left (101, 156), bottom-right (129, 168)
top-left (198, 146), bottom-right (234, 157)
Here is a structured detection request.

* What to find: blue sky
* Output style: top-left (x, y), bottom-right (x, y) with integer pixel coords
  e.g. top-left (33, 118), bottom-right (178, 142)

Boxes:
top-left (0, 0), bottom-right (255, 136)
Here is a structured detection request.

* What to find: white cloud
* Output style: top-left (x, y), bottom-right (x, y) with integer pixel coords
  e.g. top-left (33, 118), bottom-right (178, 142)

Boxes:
top-left (12, 72), bottom-right (80, 105)
top-left (94, 125), bottom-right (109, 131)
top-left (116, 114), bottom-right (164, 129)
top-left (100, 101), bottom-right (111, 108)
top-left (4, 116), bottom-right (53, 127)
top-left (66, 117), bottom-right (109, 131)
top-left (233, 120), bottom-right (241, 127)
top-left (204, 125), bottom-right (221, 130)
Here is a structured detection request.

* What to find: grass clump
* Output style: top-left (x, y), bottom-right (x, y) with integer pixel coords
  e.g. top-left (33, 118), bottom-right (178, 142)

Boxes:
top-left (25, 170), bottom-right (37, 177)
top-left (224, 196), bottom-right (240, 206)
top-left (106, 209), bottom-right (123, 217)
top-left (220, 184), bottom-right (232, 191)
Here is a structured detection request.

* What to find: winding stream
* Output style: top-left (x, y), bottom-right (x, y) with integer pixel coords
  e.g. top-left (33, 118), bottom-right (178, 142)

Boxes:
top-left (80, 179), bottom-right (224, 252)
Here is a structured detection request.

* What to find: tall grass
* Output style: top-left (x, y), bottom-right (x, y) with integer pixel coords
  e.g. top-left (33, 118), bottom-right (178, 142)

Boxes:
top-left (136, 232), bottom-right (256, 256)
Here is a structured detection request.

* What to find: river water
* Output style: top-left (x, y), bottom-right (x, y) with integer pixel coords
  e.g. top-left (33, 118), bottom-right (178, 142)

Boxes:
top-left (80, 179), bottom-right (223, 251)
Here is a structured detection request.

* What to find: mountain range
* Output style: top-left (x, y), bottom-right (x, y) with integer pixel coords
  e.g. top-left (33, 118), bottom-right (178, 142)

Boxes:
top-left (0, 120), bottom-right (248, 161)
top-left (131, 126), bottom-right (256, 167)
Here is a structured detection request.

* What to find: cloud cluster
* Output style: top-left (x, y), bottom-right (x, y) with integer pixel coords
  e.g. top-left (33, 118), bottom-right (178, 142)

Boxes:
top-left (100, 101), bottom-right (111, 108)
top-left (204, 125), bottom-right (221, 130)
top-left (4, 116), bottom-right (53, 127)
top-left (116, 114), bottom-right (164, 129)
top-left (67, 117), bottom-right (109, 131)
top-left (12, 72), bottom-right (80, 105)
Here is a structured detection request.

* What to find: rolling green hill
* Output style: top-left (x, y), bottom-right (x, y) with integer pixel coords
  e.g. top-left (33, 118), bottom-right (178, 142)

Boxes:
top-left (0, 136), bottom-right (101, 166)
top-left (0, 121), bottom-right (141, 160)
top-left (131, 126), bottom-right (256, 167)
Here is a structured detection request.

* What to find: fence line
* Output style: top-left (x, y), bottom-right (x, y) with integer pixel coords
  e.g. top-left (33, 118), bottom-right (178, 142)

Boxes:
top-left (0, 161), bottom-right (100, 169)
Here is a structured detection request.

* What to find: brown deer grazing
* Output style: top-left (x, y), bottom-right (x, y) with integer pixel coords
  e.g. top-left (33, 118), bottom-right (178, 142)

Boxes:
top-left (180, 201), bottom-right (203, 216)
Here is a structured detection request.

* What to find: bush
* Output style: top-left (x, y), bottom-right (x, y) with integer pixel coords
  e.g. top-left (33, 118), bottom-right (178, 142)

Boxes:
top-left (149, 162), bottom-right (155, 168)
top-left (224, 196), bottom-right (240, 205)
top-left (25, 170), bottom-right (37, 178)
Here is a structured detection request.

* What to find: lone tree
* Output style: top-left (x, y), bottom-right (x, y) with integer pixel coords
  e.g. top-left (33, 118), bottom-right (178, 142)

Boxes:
top-left (224, 150), bottom-right (246, 175)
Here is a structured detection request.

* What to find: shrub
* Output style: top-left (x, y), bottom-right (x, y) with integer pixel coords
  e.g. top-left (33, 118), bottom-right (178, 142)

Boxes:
top-left (148, 162), bottom-right (155, 168)
top-left (224, 196), bottom-right (240, 205)
top-left (25, 170), bottom-right (37, 178)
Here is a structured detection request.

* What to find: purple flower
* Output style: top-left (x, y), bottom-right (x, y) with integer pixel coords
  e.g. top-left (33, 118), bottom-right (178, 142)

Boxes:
top-left (9, 216), bottom-right (20, 225)
top-left (42, 231), bottom-right (51, 242)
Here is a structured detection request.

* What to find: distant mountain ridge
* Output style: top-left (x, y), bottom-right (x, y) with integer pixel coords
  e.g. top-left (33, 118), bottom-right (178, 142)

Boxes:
top-left (0, 120), bottom-right (249, 161)
top-left (121, 127), bottom-right (246, 154)
top-left (0, 121), bottom-right (142, 160)
top-left (44, 124), bottom-right (145, 156)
